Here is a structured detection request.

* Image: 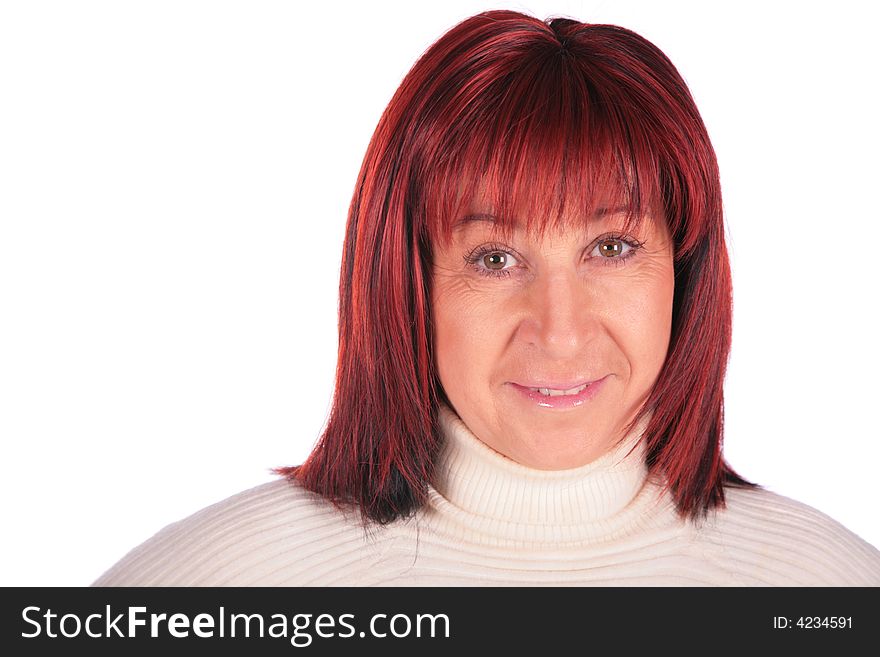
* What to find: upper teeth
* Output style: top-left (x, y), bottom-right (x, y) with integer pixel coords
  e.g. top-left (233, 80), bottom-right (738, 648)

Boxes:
top-left (529, 383), bottom-right (589, 396)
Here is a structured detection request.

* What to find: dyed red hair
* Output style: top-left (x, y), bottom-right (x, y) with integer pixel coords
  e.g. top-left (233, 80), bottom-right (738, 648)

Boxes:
top-left (277, 10), bottom-right (757, 526)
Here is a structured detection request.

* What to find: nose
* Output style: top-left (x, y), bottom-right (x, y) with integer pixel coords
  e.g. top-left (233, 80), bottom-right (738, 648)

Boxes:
top-left (518, 268), bottom-right (598, 358)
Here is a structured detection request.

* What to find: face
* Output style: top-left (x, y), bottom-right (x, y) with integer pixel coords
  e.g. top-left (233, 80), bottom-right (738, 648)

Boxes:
top-left (431, 197), bottom-right (675, 469)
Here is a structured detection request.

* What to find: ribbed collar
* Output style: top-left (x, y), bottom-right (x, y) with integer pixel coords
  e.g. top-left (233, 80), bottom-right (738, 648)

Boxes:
top-left (424, 402), bottom-right (669, 546)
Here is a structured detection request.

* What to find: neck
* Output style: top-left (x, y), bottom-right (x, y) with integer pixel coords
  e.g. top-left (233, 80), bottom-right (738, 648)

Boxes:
top-left (424, 402), bottom-right (671, 546)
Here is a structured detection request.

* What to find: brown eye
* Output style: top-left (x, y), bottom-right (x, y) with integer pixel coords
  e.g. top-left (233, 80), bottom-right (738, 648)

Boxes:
top-left (466, 246), bottom-right (520, 278)
top-left (597, 238), bottom-right (625, 257)
top-left (483, 252), bottom-right (509, 270)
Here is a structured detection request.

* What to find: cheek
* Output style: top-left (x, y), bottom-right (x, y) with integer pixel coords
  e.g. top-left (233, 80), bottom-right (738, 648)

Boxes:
top-left (611, 267), bottom-right (674, 381)
top-left (432, 278), bottom-right (508, 393)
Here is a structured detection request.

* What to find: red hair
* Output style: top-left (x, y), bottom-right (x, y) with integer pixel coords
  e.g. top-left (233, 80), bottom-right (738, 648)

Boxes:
top-left (277, 10), bottom-right (757, 525)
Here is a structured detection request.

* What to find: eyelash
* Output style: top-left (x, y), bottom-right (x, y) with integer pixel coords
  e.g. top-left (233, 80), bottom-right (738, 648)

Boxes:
top-left (463, 234), bottom-right (645, 279)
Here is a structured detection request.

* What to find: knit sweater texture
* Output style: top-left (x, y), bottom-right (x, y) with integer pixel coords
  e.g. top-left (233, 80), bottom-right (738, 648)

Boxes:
top-left (94, 403), bottom-right (880, 586)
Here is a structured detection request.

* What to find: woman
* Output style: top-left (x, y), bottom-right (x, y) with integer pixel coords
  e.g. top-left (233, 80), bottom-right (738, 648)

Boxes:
top-left (95, 10), bottom-right (880, 586)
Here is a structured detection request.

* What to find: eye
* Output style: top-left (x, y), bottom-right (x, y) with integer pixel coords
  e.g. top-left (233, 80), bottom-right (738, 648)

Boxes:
top-left (593, 237), bottom-right (630, 258)
top-left (588, 234), bottom-right (643, 266)
top-left (464, 244), bottom-right (521, 278)
top-left (482, 250), bottom-right (517, 271)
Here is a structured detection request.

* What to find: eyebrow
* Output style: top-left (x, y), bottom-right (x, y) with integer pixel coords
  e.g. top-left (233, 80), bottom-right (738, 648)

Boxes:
top-left (452, 206), bottom-right (635, 232)
top-left (452, 213), bottom-right (505, 231)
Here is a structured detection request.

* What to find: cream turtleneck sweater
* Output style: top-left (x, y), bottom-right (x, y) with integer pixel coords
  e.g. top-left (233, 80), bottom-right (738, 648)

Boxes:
top-left (94, 403), bottom-right (880, 586)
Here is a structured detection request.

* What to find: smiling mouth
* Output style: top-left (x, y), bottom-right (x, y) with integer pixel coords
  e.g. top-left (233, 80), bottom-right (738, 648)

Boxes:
top-left (526, 383), bottom-right (590, 397)
top-left (507, 378), bottom-right (607, 409)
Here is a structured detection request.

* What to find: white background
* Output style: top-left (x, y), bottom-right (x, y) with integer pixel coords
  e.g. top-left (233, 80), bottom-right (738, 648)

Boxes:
top-left (1, 0), bottom-right (877, 586)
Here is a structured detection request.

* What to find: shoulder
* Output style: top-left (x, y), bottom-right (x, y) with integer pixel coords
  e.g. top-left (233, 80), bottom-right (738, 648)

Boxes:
top-left (93, 478), bottom-right (396, 586)
top-left (695, 485), bottom-right (880, 586)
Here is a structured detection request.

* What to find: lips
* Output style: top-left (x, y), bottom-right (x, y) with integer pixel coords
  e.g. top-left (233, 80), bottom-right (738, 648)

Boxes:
top-left (513, 377), bottom-right (599, 391)
top-left (508, 376), bottom-right (608, 409)
top-left (526, 383), bottom-right (590, 397)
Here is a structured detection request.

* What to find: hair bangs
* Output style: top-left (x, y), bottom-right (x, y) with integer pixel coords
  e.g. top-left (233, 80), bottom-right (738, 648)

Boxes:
top-left (418, 45), bottom-right (667, 250)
